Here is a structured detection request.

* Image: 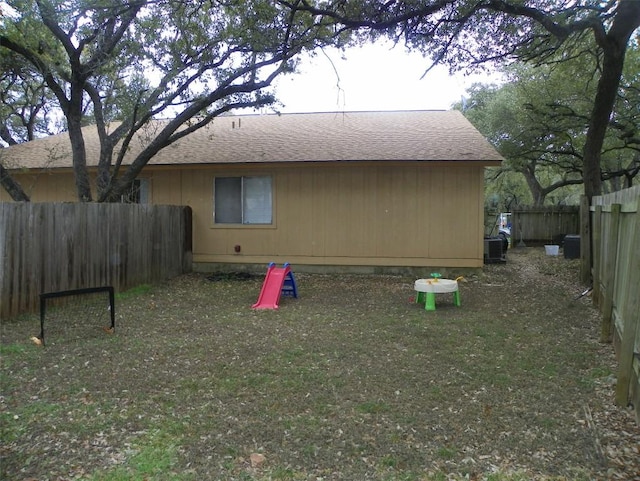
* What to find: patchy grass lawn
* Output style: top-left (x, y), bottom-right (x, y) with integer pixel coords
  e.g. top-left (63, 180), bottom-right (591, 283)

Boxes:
top-left (1, 248), bottom-right (638, 481)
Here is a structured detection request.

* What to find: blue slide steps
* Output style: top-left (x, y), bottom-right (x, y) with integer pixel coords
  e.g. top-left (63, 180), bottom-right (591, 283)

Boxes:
top-left (280, 262), bottom-right (298, 298)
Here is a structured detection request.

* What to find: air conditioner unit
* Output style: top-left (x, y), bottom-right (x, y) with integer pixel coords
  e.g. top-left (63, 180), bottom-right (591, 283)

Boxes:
top-left (484, 237), bottom-right (506, 264)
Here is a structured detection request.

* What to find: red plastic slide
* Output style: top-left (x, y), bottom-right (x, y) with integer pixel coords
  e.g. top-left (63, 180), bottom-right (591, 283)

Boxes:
top-left (252, 264), bottom-right (291, 309)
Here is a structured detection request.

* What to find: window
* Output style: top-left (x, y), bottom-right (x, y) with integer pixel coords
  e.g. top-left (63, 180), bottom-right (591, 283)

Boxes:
top-left (121, 179), bottom-right (150, 204)
top-left (214, 176), bottom-right (272, 224)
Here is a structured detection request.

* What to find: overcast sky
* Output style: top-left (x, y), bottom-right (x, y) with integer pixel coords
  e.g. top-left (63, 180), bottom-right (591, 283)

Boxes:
top-left (0, 0), bottom-right (498, 115)
top-left (271, 41), bottom-right (501, 113)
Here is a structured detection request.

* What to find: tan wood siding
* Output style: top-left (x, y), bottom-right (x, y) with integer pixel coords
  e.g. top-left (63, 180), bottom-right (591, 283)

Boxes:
top-left (0, 172), bottom-right (78, 202)
top-left (179, 163), bottom-right (485, 267)
top-left (276, 169), bottom-right (314, 256)
top-left (427, 166), bottom-right (483, 259)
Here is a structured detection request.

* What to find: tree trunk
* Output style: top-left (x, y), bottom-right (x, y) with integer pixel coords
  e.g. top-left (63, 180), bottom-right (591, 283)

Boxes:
top-left (583, 0), bottom-right (640, 201)
top-left (520, 165), bottom-right (546, 206)
top-left (67, 120), bottom-right (92, 201)
top-left (0, 164), bottom-right (30, 201)
top-left (67, 85), bottom-right (92, 202)
top-left (0, 127), bottom-right (30, 200)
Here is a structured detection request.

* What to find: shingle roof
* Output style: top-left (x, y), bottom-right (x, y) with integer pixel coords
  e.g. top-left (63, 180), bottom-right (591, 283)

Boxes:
top-left (2, 110), bottom-right (503, 169)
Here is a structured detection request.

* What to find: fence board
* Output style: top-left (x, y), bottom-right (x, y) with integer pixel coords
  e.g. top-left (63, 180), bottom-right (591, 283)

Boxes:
top-left (0, 202), bottom-right (192, 319)
top-left (579, 195), bottom-right (591, 284)
top-left (592, 205), bottom-right (602, 308)
top-left (599, 204), bottom-right (620, 342)
top-left (591, 186), bottom-right (640, 419)
top-left (593, 185), bottom-right (640, 206)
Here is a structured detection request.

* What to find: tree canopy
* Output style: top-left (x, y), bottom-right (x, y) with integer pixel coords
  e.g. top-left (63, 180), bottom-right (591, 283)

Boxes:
top-left (290, 0), bottom-right (640, 200)
top-left (460, 39), bottom-right (639, 206)
top-left (1, 0), bottom-right (342, 201)
top-left (1, 0), bottom-right (639, 203)
top-left (0, 32), bottom-right (61, 200)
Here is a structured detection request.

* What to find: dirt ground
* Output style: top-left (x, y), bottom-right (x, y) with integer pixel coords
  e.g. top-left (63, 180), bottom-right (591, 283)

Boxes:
top-left (1, 247), bottom-right (639, 480)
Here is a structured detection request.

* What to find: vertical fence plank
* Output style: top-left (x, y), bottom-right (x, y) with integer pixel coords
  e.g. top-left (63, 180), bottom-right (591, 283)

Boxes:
top-left (600, 204), bottom-right (621, 342)
top-left (592, 205), bottom-right (602, 309)
top-left (593, 186), bottom-right (640, 420)
top-left (183, 206), bottom-right (193, 273)
top-left (580, 195), bottom-right (591, 285)
top-left (0, 203), bottom-right (7, 314)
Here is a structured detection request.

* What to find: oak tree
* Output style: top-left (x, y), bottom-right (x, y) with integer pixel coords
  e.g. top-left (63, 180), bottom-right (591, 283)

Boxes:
top-left (460, 41), bottom-right (639, 205)
top-left (1, 0), bottom-right (340, 201)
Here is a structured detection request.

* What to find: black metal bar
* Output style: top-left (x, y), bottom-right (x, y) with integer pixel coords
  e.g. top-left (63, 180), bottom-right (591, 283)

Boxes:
top-left (108, 288), bottom-right (115, 330)
top-left (38, 286), bottom-right (115, 346)
top-left (39, 295), bottom-right (46, 347)
top-left (40, 286), bottom-right (114, 300)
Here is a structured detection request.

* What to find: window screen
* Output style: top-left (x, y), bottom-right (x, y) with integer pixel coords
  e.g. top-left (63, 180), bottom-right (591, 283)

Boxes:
top-left (121, 179), bottom-right (150, 204)
top-left (214, 176), bottom-right (272, 224)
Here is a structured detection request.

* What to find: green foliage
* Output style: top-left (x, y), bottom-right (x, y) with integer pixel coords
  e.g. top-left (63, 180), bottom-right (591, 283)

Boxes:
top-left (116, 283), bottom-right (153, 299)
top-left (484, 168), bottom-right (532, 211)
top-left (1, 0), bottom-right (344, 201)
top-left (88, 430), bottom-right (186, 481)
top-left (0, 47), bottom-right (60, 145)
top-left (459, 39), bottom-right (639, 206)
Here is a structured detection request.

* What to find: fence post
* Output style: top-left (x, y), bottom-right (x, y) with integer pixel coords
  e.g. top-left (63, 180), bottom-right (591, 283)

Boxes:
top-left (615, 206), bottom-right (640, 406)
top-left (182, 206), bottom-right (193, 273)
top-left (579, 195), bottom-right (591, 285)
top-left (600, 204), bottom-right (620, 343)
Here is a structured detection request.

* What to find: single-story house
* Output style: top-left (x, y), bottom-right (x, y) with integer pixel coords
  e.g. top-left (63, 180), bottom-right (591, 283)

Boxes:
top-left (1, 110), bottom-right (503, 272)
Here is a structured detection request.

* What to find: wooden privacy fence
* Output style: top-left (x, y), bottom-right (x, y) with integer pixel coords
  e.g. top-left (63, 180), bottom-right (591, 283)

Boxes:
top-left (0, 202), bottom-right (192, 319)
top-left (510, 205), bottom-right (580, 246)
top-left (590, 185), bottom-right (640, 418)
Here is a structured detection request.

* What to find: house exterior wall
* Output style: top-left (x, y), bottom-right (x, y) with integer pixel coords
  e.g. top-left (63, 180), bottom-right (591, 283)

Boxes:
top-left (1, 171), bottom-right (78, 202)
top-left (2, 161), bottom-right (486, 269)
top-left (164, 161), bottom-right (485, 268)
